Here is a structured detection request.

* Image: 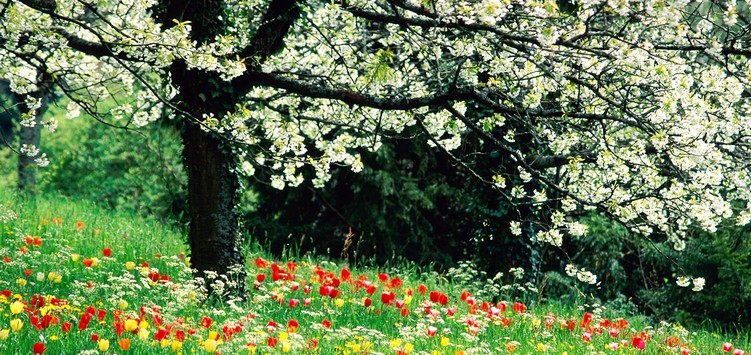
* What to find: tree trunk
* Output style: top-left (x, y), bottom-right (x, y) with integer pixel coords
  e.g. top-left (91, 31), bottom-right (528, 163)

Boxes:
top-left (182, 120), bottom-right (245, 296)
top-left (17, 71), bottom-right (52, 196)
top-left (157, 0), bottom-right (298, 298)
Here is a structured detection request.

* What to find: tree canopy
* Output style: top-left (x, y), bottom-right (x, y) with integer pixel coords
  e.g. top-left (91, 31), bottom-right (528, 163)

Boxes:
top-left (2, 0), bottom-right (751, 292)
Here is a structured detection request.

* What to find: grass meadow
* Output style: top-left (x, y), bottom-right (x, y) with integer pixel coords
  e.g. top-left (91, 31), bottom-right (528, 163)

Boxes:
top-left (0, 191), bottom-right (749, 354)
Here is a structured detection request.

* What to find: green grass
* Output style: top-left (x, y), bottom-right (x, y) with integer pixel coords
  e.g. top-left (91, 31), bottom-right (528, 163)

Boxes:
top-left (0, 190), bottom-right (749, 354)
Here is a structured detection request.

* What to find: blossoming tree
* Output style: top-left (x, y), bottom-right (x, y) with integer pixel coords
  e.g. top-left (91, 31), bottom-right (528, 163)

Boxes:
top-left (2, 0), bottom-right (750, 294)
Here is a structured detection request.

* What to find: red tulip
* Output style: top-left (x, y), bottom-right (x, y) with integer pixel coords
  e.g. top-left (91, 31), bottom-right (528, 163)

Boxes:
top-left (268, 337), bottom-right (278, 348)
top-left (79, 312), bottom-right (93, 330)
top-left (427, 326), bottom-right (437, 337)
top-left (381, 291), bottom-right (396, 305)
top-left (32, 342), bottom-right (46, 354)
top-left (200, 316), bottom-right (212, 328)
top-left (287, 319), bottom-right (298, 333)
top-left (632, 337), bottom-right (645, 350)
top-left (582, 332), bottom-right (592, 342)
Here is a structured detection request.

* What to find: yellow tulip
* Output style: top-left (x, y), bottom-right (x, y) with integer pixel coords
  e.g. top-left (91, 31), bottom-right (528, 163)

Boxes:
top-left (124, 319), bottom-right (138, 332)
top-left (204, 339), bottom-right (218, 353)
top-left (171, 340), bottom-right (182, 352)
top-left (137, 329), bottom-right (149, 341)
top-left (0, 329), bottom-right (9, 340)
top-left (9, 301), bottom-right (23, 315)
top-left (98, 339), bottom-right (110, 352)
top-left (10, 319), bottom-right (23, 332)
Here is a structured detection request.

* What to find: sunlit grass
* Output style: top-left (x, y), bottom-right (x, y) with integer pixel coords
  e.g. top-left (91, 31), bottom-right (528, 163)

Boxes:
top-left (0, 191), bottom-right (748, 354)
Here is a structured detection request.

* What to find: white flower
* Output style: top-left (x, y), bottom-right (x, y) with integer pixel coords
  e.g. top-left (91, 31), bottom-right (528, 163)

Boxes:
top-left (676, 276), bottom-right (691, 287)
top-left (564, 264), bottom-right (577, 277)
top-left (509, 221), bottom-right (522, 236)
top-left (20, 144), bottom-right (39, 157)
top-left (270, 175), bottom-right (285, 190)
top-left (66, 102), bottom-right (81, 119)
top-left (241, 161), bottom-right (255, 176)
top-left (576, 270), bottom-right (598, 285)
top-left (691, 277), bottom-right (705, 292)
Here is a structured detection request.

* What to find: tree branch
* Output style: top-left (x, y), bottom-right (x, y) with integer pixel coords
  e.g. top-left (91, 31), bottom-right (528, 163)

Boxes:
top-left (239, 0), bottom-right (300, 66)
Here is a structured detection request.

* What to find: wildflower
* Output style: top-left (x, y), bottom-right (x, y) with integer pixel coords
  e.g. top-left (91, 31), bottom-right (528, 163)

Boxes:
top-left (16, 278), bottom-right (27, 287)
top-left (118, 338), bottom-right (131, 351)
top-left (582, 331), bottom-right (592, 342)
top-left (322, 319), bottom-right (331, 329)
top-left (0, 329), bottom-right (8, 340)
top-left (506, 341), bottom-right (519, 352)
top-left (124, 319), bottom-right (138, 332)
top-left (103, 248), bottom-right (112, 257)
top-left (609, 328), bottom-right (620, 338)
top-left (204, 338), bottom-right (218, 352)
top-left (47, 272), bottom-right (62, 283)
top-left (681, 347), bottom-right (691, 355)
top-left (363, 298), bottom-right (372, 307)
top-left (200, 316), bottom-right (212, 328)
top-left (267, 337), bottom-right (278, 348)
top-left (607, 342), bottom-right (619, 351)
top-left (61, 322), bottom-right (72, 333)
top-left (378, 273), bottom-right (389, 283)
top-left (632, 337), bottom-right (646, 350)
top-left (441, 337), bottom-right (450, 347)
top-left (10, 301), bottom-right (24, 315)
top-left (427, 326), bottom-right (438, 337)
top-left (581, 312), bottom-right (593, 328)
top-left (71, 254), bottom-right (80, 262)
top-left (381, 291), bottom-right (396, 305)
top-left (418, 284), bottom-right (428, 294)
top-left (76, 221), bottom-right (85, 230)
top-left (32, 342), bottom-right (46, 354)
top-left (117, 299), bottom-right (128, 310)
top-left (391, 277), bottom-right (403, 288)
top-left (513, 302), bottom-right (526, 314)
top-left (171, 340), bottom-right (182, 352)
top-left (335, 299), bottom-right (345, 307)
top-left (287, 319), bottom-right (298, 333)
top-left (83, 258), bottom-right (94, 267)
top-left (10, 319), bottom-right (23, 331)
top-left (666, 336), bottom-right (679, 347)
